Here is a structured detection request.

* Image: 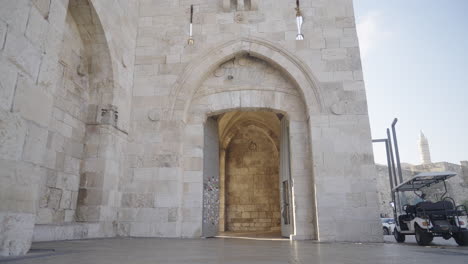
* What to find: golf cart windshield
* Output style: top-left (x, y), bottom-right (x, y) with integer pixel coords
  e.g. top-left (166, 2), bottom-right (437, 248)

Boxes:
top-left (392, 172), bottom-right (457, 193)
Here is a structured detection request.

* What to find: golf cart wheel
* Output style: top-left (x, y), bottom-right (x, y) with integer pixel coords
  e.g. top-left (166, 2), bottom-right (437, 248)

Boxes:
top-left (454, 232), bottom-right (468, 246)
top-left (383, 227), bottom-right (390, 236)
top-left (393, 228), bottom-right (405, 243)
top-left (442, 233), bottom-right (452, 240)
top-left (415, 224), bottom-right (433, 246)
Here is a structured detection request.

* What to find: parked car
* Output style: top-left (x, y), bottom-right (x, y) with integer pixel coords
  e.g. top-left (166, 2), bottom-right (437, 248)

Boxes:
top-left (381, 218), bottom-right (395, 235)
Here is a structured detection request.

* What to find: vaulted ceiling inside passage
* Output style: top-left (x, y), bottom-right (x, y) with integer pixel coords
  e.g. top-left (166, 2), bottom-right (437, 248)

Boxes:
top-left (217, 111), bottom-right (280, 151)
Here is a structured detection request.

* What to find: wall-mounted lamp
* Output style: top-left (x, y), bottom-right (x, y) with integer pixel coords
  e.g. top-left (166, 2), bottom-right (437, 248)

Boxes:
top-left (188, 5), bottom-right (195, 45)
top-left (295, 0), bottom-right (304, 40)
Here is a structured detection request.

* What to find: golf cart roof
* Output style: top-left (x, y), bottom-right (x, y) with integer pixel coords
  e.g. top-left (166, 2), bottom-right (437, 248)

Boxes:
top-left (392, 171), bottom-right (457, 192)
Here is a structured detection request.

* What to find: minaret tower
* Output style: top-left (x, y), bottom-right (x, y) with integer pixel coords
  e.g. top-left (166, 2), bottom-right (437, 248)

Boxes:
top-left (418, 131), bottom-right (432, 164)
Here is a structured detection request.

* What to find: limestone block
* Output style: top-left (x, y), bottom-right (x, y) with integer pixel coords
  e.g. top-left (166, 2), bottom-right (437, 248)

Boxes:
top-left (22, 122), bottom-right (48, 165)
top-left (36, 208), bottom-right (54, 224)
top-left (322, 48), bottom-right (347, 61)
top-left (32, 0), bottom-right (51, 19)
top-left (136, 208), bottom-right (167, 222)
top-left (63, 155), bottom-right (80, 174)
top-left (183, 182), bottom-right (202, 195)
top-left (166, 54), bottom-right (180, 64)
top-left (129, 222), bottom-right (153, 237)
top-left (183, 157), bottom-right (203, 171)
top-left (121, 193), bottom-right (154, 208)
top-left (157, 167), bottom-right (178, 180)
top-left (64, 139), bottom-right (84, 159)
top-left (25, 6), bottom-right (49, 50)
top-left (44, 1), bottom-right (65, 37)
top-left (64, 210), bottom-right (75, 222)
top-left (155, 193), bottom-right (178, 207)
top-left (77, 188), bottom-right (106, 207)
top-left (138, 17), bottom-right (152, 27)
top-left (4, 32), bottom-right (42, 80)
top-left (343, 80), bottom-right (365, 91)
top-left (135, 64), bottom-right (156, 76)
top-left (340, 36), bottom-right (358, 48)
top-left (323, 28), bottom-right (343, 39)
top-left (133, 167), bottom-right (153, 182)
top-left (43, 149), bottom-right (57, 169)
top-left (332, 71), bottom-right (354, 81)
top-left (181, 221), bottom-right (201, 237)
top-left (258, 21), bottom-right (286, 33)
top-left (168, 208), bottom-right (177, 222)
top-left (0, 111), bottom-right (26, 161)
top-left (13, 75), bottom-right (53, 127)
top-left (47, 187), bottom-right (63, 210)
top-left (0, 20), bottom-right (6, 50)
top-left (0, 58), bottom-right (18, 113)
top-left (56, 172), bottom-right (79, 191)
top-left (0, 212), bottom-right (35, 256)
top-left (183, 171), bottom-right (202, 183)
top-left (0, 0), bottom-right (31, 33)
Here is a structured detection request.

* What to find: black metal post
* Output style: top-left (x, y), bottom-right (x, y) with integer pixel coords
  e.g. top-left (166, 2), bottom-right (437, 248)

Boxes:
top-left (392, 118), bottom-right (404, 184)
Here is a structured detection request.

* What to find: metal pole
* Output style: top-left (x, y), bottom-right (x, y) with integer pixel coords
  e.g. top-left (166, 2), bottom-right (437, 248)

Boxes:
top-left (387, 128), bottom-right (400, 218)
top-left (384, 140), bottom-right (394, 190)
top-left (387, 129), bottom-right (398, 186)
top-left (391, 118), bottom-right (404, 184)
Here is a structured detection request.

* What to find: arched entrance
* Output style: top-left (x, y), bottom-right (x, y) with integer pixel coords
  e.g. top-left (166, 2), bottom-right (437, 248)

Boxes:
top-left (203, 111), bottom-right (291, 238)
top-left (179, 53), bottom-right (317, 240)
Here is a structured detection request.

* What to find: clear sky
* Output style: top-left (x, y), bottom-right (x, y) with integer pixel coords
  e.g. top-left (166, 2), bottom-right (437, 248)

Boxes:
top-left (353, 0), bottom-right (468, 165)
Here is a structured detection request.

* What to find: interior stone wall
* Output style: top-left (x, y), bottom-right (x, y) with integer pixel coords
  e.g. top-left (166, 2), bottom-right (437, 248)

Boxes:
top-left (225, 124), bottom-right (280, 232)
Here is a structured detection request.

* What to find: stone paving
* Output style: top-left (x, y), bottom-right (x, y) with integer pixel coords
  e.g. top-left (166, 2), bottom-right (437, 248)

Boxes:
top-left (0, 238), bottom-right (467, 264)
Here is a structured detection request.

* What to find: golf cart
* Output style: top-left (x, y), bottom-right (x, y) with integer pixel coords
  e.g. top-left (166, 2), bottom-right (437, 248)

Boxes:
top-left (392, 172), bottom-right (468, 246)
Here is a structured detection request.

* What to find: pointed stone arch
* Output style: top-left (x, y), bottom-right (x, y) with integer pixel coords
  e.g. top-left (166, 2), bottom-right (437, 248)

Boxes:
top-left (62, 0), bottom-right (125, 226)
top-left (168, 37), bottom-right (325, 122)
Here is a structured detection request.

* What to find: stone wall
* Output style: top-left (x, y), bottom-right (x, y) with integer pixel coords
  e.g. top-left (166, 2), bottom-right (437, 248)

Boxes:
top-left (1, 0), bottom-right (384, 254)
top-left (374, 165), bottom-right (412, 218)
top-left (0, 0), bottom-right (139, 256)
top-left (0, 0), bottom-right (72, 256)
top-left (225, 124), bottom-right (281, 232)
top-left (36, 8), bottom-right (87, 225)
top-left (118, 0), bottom-right (381, 242)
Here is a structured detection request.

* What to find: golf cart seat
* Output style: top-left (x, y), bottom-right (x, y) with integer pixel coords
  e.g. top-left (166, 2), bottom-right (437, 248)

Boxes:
top-left (415, 201), bottom-right (455, 214)
top-left (405, 205), bottom-right (417, 215)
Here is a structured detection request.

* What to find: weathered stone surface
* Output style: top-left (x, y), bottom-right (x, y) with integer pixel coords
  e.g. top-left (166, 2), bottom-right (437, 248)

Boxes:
top-left (224, 122), bottom-right (281, 232)
top-left (0, 212), bottom-right (35, 256)
top-left (0, 58), bottom-right (17, 111)
top-left (0, 111), bottom-right (26, 161)
top-left (12, 75), bottom-right (53, 127)
top-left (1, 0), bottom-right (387, 255)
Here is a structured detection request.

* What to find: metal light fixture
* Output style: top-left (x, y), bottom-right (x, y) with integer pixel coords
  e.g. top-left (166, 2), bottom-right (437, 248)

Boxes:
top-left (295, 0), bottom-right (304, 40)
top-left (188, 5), bottom-right (195, 45)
